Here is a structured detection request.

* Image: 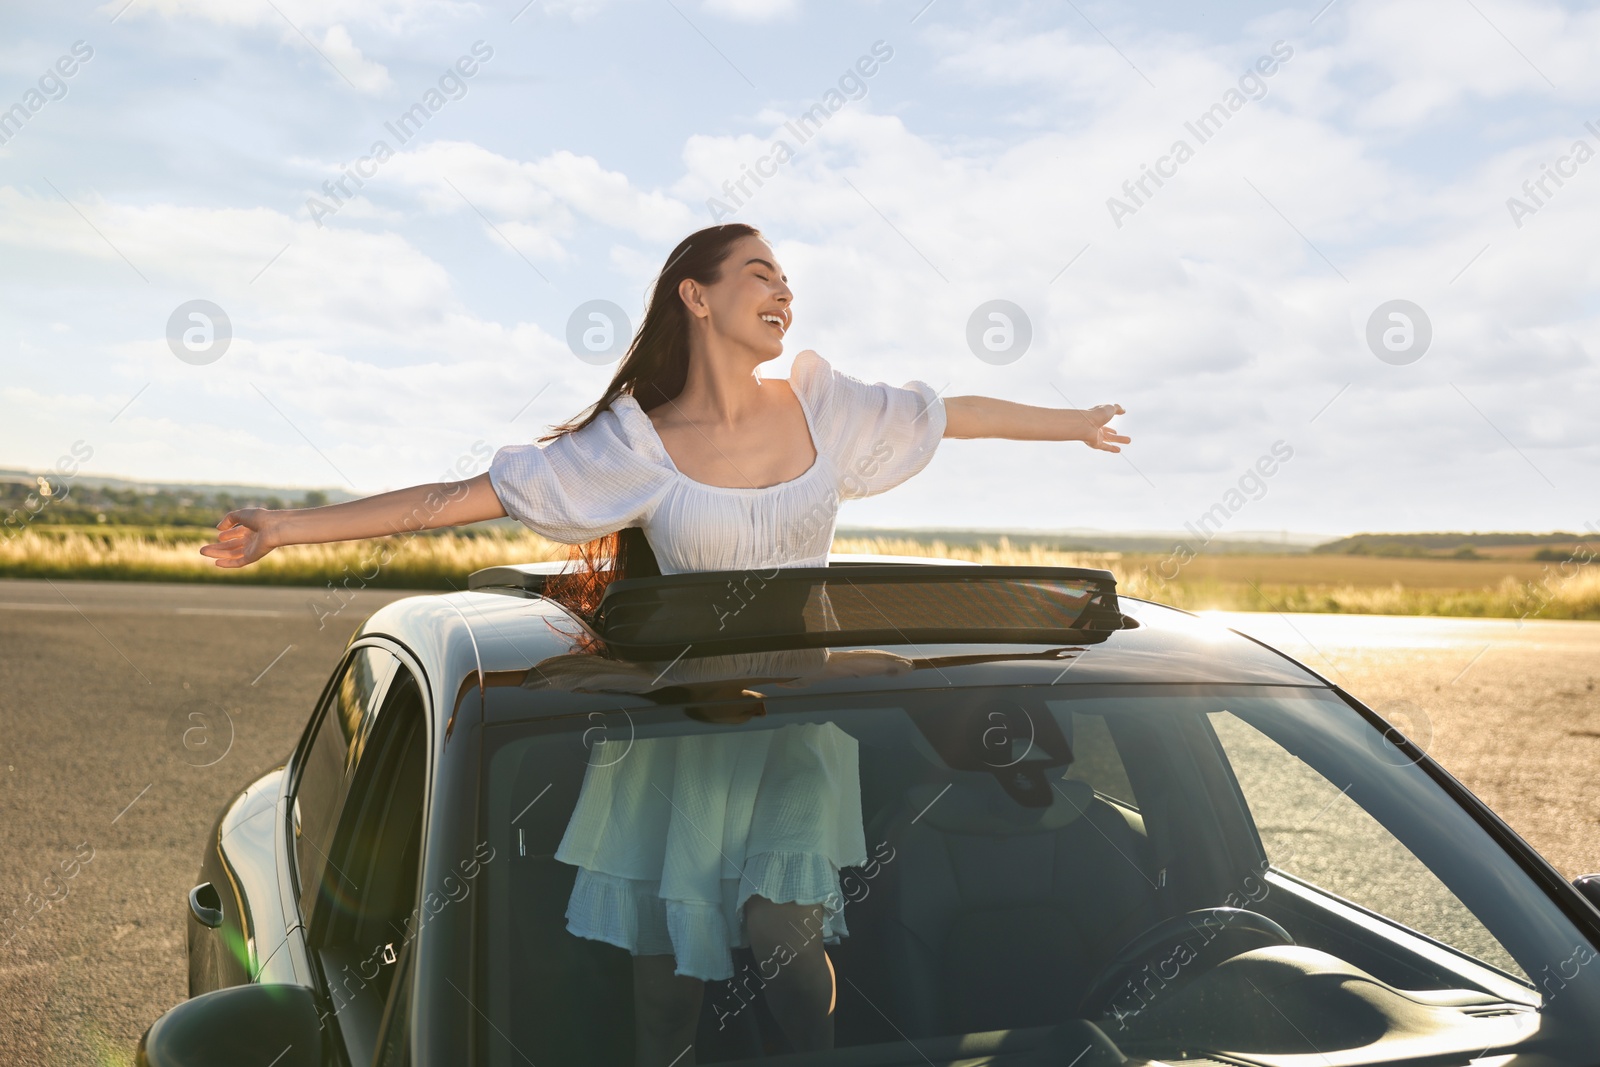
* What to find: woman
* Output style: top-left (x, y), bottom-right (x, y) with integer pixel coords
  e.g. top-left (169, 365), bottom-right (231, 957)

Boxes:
top-left (200, 222), bottom-right (1129, 1063)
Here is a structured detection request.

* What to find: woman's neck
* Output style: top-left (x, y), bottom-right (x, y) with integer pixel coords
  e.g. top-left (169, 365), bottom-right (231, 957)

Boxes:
top-left (673, 336), bottom-right (772, 427)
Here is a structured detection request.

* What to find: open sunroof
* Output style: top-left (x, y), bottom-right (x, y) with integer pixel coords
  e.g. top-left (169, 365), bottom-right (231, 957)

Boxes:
top-left (586, 565), bottom-right (1128, 657)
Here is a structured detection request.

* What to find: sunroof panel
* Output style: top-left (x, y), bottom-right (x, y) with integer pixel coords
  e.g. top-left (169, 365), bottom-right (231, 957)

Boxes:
top-left (590, 565), bottom-right (1125, 657)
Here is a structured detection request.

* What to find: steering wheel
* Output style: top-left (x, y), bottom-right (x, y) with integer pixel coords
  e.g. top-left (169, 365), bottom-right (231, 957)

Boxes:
top-left (1074, 907), bottom-right (1294, 1021)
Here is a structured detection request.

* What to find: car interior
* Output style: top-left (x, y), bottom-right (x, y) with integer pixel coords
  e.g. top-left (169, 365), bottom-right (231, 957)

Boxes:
top-left (481, 682), bottom-right (1580, 1067)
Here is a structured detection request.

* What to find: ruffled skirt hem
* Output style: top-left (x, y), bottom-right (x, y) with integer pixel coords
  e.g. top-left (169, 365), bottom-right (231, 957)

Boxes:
top-left (564, 849), bottom-right (853, 981)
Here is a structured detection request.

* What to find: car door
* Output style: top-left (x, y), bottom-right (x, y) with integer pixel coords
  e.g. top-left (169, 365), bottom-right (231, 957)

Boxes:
top-left (300, 654), bottom-right (430, 1067)
top-left (188, 643), bottom-right (399, 994)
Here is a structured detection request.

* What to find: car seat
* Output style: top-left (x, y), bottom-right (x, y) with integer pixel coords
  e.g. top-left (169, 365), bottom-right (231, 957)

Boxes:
top-left (503, 737), bottom-right (769, 1063)
top-left (832, 702), bottom-right (1165, 1042)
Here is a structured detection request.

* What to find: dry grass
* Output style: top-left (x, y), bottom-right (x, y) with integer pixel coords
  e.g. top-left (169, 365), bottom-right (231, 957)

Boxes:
top-left (2, 527), bottom-right (1597, 619)
top-left (832, 535), bottom-right (1600, 620)
top-left (0, 525), bottom-right (570, 589)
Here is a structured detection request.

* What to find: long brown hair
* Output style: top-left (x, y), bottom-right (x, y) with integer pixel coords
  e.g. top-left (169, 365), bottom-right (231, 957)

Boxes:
top-left (539, 222), bottom-right (765, 621)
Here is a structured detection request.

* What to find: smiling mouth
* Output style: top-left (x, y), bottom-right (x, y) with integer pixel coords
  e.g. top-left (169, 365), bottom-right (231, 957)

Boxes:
top-left (760, 312), bottom-right (787, 334)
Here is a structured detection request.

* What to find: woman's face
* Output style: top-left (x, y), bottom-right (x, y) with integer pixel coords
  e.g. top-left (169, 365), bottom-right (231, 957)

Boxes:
top-left (681, 234), bottom-right (794, 362)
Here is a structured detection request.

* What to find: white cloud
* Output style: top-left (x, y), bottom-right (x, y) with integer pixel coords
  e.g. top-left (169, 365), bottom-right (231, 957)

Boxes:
top-left (383, 141), bottom-right (698, 247)
top-left (94, 0), bottom-right (467, 94)
top-left (701, 0), bottom-right (799, 22)
top-left (0, 187), bottom-right (466, 340)
top-left (1324, 0), bottom-right (1600, 126)
top-left (0, 183), bottom-right (605, 490)
top-left (319, 24), bottom-right (394, 93)
top-left (638, 10), bottom-right (1598, 532)
top-left (526, 0), bottom-right (611, 20)
top-left (98, 0), bottom-right (475, 32)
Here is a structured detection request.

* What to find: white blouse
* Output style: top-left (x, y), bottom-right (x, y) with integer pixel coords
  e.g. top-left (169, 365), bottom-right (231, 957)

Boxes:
top-left (490, 350), bottom-right (946, 981)
top-left (487, 349), bottom-right (947, 573)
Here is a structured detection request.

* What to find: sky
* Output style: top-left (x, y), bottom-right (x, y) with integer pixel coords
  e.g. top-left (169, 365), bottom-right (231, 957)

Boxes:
top-left (1, 0), bottom-right (1596, 538)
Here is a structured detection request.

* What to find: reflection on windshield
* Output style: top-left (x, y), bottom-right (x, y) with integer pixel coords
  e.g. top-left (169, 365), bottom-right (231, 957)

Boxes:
top-left (479, 677), bottom-right (1600, 1067)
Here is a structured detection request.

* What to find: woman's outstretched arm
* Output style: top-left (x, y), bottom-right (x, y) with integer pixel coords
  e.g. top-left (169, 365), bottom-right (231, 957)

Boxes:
top-left (198, 472), bottom-right (507, 569)
top-left (943, 397), bottom-right (1129, 452)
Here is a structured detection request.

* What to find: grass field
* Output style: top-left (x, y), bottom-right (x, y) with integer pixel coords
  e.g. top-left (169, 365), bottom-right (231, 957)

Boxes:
top-left (1, 526), bottom-right (1596, 620)
top-left (0, 525), bottom-right (569, 590)
top-left (836, 535), bottom-right (1600, 620)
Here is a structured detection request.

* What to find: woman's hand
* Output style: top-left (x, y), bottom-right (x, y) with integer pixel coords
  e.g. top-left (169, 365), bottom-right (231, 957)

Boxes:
top-left (1082, 403), bottom-right (1129, 453)
top-left (196, 474), bottom-right (510, 570)
top-left (943, 395), bottom-right (1132, 452)
top-left (199, 508), bottom-right (280, 569)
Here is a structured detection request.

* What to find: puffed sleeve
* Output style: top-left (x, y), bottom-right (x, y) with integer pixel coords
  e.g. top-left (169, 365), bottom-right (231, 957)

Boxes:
top-left (791, 349), bottom-right (946, 500)
top-left (488, 404), bottom-right (675, 544)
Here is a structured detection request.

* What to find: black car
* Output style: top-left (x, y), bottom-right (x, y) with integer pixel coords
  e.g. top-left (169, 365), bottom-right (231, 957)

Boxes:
top-left (138, 557), bottom-right (1600, 1067)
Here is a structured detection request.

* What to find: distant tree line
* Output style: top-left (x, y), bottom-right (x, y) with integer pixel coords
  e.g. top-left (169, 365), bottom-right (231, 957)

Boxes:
top-left (1314, 532), bottom-right (1593, 559)
top-left (1, 477), bottom-right (331, 528)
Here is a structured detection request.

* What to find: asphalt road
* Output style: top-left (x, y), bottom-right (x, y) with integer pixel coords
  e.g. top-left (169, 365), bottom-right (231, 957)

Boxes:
top-left (0, 582), bottom-right (1596, 1065)
top-left (0, 579), bottom-right (416, 1066)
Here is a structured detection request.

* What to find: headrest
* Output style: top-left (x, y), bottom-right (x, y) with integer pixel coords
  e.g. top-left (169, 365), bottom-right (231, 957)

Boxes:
top-left (902, 775), bottom-right (1095, 835)
top-left (904, 695), bottom-right (1074, 806)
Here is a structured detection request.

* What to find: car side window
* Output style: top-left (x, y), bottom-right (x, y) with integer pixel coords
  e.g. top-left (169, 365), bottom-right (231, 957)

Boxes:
top-left (310, 666), bottom-right (428, 1067)
top-left (292, 646), bottom-right (399, 916)
top-left (1207, 710), bottom-right (1526, 979)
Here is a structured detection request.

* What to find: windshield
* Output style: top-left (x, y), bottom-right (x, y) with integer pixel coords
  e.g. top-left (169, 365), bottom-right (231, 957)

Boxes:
top-left (475, 678), bottom-right (1600, 1066)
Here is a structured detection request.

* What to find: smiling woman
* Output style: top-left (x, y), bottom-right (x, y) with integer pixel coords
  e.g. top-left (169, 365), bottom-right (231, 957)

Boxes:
top-left (195, 220), bottom-right (1130, 1063)
top-left (198, 221), bottom-right (1131, 606)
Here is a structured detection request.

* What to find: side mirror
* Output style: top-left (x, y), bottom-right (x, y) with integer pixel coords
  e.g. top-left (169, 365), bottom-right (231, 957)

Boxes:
top-left (1575, 874), bottom-right (1600, 913)
top-left (137, 983), bottom-right (326, 1067)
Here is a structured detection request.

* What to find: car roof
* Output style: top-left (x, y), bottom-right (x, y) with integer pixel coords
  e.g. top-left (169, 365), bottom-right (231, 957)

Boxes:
top-left (353, 553), bottom-right (1332, 729)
